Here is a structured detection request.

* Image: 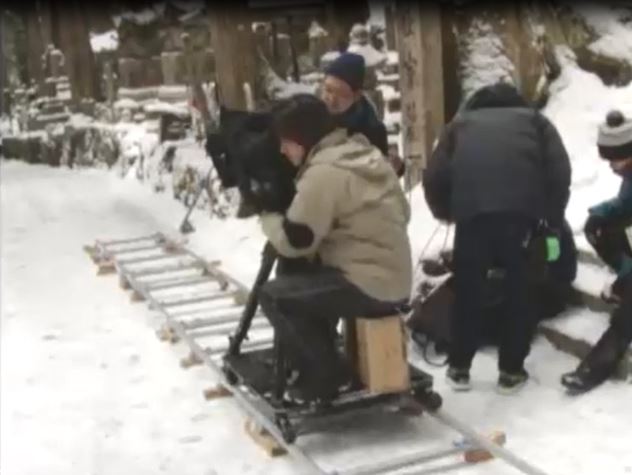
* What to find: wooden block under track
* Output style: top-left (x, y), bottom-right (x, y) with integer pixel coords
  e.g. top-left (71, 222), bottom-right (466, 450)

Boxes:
top-left (130, 289), bottom-right (145, 303)
top-left (180, 351), bottom-right (203, 369)
top-left (96, 260), bottom-right (116, 275)
top-left (244, 419), bottom-right (287, 457)
top-left (464, 431), bottom-right (507, 463)
top-left (119, 274), bottom-right (131, 290)
top-left (203, 385), bottom-right (232, 401)
top-left (156, 325), bottom-right (180, 343)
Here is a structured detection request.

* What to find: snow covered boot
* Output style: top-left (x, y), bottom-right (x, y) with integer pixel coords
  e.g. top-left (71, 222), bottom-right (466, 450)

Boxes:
top-left (284, 362), bottom-right (353, 406)
top-left (497, 369), bottom-right (529, 395)
top-left (561, 325), bottom-right (629, 394)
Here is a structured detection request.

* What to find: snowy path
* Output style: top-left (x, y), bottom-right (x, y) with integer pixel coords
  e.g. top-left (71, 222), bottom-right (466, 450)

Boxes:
top-left (2, 161), bottom-right (631, 475)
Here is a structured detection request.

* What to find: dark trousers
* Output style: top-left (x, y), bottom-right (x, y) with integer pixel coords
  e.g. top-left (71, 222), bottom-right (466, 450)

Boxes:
top-left (581, 275), bottom-right (632, 377)
top-left (584, 214), bottom-right (632, 276)
top-left (581, 216), bottom-right (632, 377)
top-left (258, 267), bottom-right (406, 392)
top-left (449, 213), bottom-right (536, 373)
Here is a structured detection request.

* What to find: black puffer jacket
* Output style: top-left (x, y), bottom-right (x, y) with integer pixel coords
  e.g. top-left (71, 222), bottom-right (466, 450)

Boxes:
top-left (335, 95), bottom-right (389, 156)
top-left (423, 106), bottom-right (571, 228)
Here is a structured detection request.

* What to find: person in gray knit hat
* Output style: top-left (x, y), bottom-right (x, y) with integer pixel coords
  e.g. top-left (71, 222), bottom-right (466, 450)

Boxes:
top-left (562, 109), bottom-right (632, 394)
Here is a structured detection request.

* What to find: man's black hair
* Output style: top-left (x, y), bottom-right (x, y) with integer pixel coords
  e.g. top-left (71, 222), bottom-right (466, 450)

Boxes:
top-left (464, 82), bottom-right (529, 111)
top-left (271, 94), bottom-right (336, 154)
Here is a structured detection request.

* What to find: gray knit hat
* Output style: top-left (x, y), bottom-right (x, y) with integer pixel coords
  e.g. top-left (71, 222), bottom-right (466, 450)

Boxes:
top-left (598, 110), bottom-right (632, 161)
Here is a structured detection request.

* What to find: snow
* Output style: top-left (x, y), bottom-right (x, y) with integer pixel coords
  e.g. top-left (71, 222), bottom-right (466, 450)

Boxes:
top-left (116, 5), bottom-right (164, 26)
top-left (368, 1), bottom-right (386, 27)
top-left (541, 307), bottom-right (612, 347)
top-left (264, 66), bottom-right (318, 100)
top-left (386, 50), bottom-right (398, 66)
top-left (460, 18), bottom-right (515, 103)
top-left (321, 51), bottom-right (341, 64)
top-left (2, 160), bottom-right (632, 475)
top-left (308, 20), bottom-right (328, 39)
top-left (4, 7), bottom-right (632, 474)
top-left (543, 46), bottom-right (632, 248)
top-left (90, 30), bottom-right (119, 53)
top-left (143, 101), bottom-right (190, 118)
top-left (114, 98), bottom-right (141, 111)
top-left (346, 43), bottom-right (387, 69)
top-left (572, 3), bottom-right (632, 64)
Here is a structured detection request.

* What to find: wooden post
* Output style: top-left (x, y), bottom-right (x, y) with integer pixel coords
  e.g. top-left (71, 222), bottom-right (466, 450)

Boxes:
top-left (37, 0), bottom-right (55, 49)
top-left (55, 0), bottom-right (98, 104)
top-left (395, 1), bottom-right (445, 189)
top-left (440, 3), bottom-right (461, 122)
top-left (208, 5), bottom-right (257, 111)
top-left (384, 1), bottom-right (398, 51)
top-left (325, 1), bottom-right (370, 52)
top-left (0, 10), bottom-right (6, 115)
top-left (182, 32), bottom-right (211, 137)
top-left (24, 6), bottom-right (45, 88)
top-left (104, 59), bottom-right (116, 122)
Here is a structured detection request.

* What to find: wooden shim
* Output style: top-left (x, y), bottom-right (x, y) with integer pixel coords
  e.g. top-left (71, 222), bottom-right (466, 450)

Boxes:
top-left (244, 419), bottom-right (287, 457)
top-left (156, 325), bottom-right (180, 343)
top-left (180, 350), bottom-right (203, 369)
top-left (130, 290), bottom-right (146, 303)
top-left (203, 385), bottom-right (232, 401)
top-left (119, 274), bottom-right (131, 290)
top-left (97, 260), bottom-right (116, 275)
top-left (464, 431), bottom-right (507, 464)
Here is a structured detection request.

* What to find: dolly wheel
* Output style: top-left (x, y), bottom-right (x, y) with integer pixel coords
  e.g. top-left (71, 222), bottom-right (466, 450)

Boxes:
top-left (416, 390), bottom-right (443, 411)
top-left (275, 414), bottom-right (296, 444)
top-left (222, 366), bottom-right (239, 386)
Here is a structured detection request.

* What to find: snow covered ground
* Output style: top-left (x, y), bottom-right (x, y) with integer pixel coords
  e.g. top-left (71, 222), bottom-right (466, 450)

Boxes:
top-left (2, 160), bottom-right (632, 475)
top-left (3, 4), bottom-right (632, 471)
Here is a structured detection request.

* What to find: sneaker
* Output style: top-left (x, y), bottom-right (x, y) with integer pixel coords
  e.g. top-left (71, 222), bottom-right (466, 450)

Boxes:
top-left (497, 370), bottom-right (529, 395)
top-left (561, 368), bottom-right (605, 395)
top-left (446, 367), bottom-right (471, 392)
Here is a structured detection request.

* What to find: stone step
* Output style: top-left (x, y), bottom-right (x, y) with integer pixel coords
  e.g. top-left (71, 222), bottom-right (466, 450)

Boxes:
top-left (538, 286), bottom-right (631, 379)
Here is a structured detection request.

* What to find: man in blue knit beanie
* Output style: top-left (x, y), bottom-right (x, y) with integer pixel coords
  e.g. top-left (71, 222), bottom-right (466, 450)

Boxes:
top-left (321, 52), bottom-right (403, 176)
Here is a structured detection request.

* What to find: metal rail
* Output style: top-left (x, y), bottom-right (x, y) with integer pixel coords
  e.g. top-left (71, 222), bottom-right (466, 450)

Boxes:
top-left (88, 233), bottom-right (553, 475)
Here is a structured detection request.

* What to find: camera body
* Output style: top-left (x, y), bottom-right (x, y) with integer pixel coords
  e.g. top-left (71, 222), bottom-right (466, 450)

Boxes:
top-left (206, 107), bottom-right (297, 218)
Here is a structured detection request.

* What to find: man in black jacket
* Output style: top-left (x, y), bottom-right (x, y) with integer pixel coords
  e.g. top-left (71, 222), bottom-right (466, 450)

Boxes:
top-left (423, 82), bottom-right (571, 394)
top-left (321, 52), bottom-right (404, 176)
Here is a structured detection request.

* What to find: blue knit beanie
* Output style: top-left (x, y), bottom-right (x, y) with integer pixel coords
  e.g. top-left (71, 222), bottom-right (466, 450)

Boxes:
top-left (325, 52), bottom-right (365, 91)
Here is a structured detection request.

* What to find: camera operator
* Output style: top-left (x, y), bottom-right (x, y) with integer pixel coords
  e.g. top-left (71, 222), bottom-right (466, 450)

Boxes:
top-left (257, 94), bottom-right (412, 404)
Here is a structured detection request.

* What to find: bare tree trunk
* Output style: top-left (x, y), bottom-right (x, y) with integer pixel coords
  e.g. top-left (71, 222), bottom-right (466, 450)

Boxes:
top-left (56, 0), bottom-right (98, 104)
top-left (208, 5), bottom-right (258, 110)
top-left (395, 1), bottom-right (445, 189)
